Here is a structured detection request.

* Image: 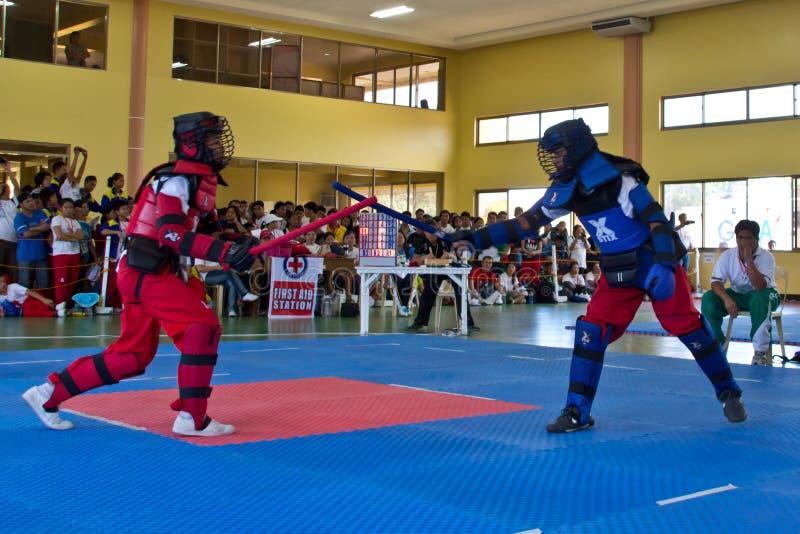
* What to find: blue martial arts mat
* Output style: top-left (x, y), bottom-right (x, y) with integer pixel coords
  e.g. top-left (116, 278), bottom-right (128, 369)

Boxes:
top-left (2, 334), bottom-right (800, 532)
top-left (567, 313), bottom-right (800, 346)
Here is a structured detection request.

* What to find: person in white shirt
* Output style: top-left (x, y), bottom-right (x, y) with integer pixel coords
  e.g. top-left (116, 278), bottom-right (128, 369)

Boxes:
top-left (0, 158), bottom-right (21, 281)
top-left (568, 224), bottom-right (590, 272)
top-left (584, 262), bottom-right (602, 294)
top-left (498, 263), bottom-right (526, 303)
top-left (59, 146), bottom-right (88, 202)
top-left (701, 219), bottom-right (779, 366)
top-left (50, 198), bottom-right (84, 316)
top-left (561, 262), bottom-right (588, 297)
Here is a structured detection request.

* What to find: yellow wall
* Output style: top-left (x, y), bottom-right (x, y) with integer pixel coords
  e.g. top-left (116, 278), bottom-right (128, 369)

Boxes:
top-left (0, 0), bottom-right (134, 185)
top-left (143, 1), bottom-right (461, 205)
top-left (641, 0), bottom-right (800, 292)
top-left (456, 30), bottom-right (624, 209)
top-left (642, 0), bottom-right (800, 181)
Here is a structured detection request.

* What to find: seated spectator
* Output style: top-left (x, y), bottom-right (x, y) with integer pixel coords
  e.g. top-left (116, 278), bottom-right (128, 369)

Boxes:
top-left (194, 258), bottom-right (258, 317)
top-left (469, 255), bottom-right (504, 306)
top-left (561, 262), bottom-right (588, 300)
top-left (499, 263), bottom-right (527, 304)
top-left (0, 274), bottom-right (54, 317)
top-left (250, 201), bottom-right (268, 230)
top-left (585, 262), bottom-right (602, 294)
top-left (220, 206), bottom-right (247, 235)
top-left (341, 230), bottom-right (359, 260)
top-left (701, 219), bottom-right (779, 366)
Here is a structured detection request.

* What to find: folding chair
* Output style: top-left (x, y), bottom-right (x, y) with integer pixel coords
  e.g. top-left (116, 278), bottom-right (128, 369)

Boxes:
top-left (433, 280), bottom-right (459, 332)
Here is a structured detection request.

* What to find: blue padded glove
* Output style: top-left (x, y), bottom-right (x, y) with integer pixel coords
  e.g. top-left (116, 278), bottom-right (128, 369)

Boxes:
top-left (644, 263), bottom-right (675, 301)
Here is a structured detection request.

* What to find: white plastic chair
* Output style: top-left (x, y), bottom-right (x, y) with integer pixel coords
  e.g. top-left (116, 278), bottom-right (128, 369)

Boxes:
top-left (433, 280), bottom-right (459, 332)
top-left (723, 266), bottom-right (788, 362)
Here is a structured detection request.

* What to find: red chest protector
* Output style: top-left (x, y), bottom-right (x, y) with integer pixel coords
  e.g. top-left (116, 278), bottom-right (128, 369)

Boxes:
top-left (127, 160), bottom-right (219, 240)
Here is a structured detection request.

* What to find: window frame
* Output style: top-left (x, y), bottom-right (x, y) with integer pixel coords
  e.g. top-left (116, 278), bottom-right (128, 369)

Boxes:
top-left (661, 81), bottom-right (800, 130)
top-left (476, 104), bottom-right (609, 147)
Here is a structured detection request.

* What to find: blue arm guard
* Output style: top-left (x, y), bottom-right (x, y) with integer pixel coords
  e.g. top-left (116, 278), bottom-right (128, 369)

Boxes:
top-left (472, 202), bottom-right (548, 249)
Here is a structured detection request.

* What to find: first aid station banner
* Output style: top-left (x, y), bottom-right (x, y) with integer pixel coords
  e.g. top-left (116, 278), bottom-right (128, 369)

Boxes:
top-left (268, 256), bottom-right (324, 318)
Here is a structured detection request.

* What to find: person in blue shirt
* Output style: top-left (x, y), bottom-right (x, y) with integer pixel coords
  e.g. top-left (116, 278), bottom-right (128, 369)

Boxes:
top-left (14, 192), bottom-right (50, 291)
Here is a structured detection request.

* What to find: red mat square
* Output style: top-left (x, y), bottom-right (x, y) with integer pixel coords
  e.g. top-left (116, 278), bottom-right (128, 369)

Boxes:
top-left (62, 377), bottom-right (537, 446)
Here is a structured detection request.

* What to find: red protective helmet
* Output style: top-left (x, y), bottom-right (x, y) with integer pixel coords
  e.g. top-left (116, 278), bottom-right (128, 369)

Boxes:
top-left (173, 112), bottom-right (234, 172)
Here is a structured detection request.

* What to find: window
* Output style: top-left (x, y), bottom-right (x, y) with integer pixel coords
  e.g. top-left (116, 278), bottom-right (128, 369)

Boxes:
top-left (172, 17), bottom-right (444, 110)
top-left (475, 188), bottom-right (571, 233)
top-left (664, 177), bottom-right (796, 250)
top-left (1, 0), bottom-right (107, 68)
top-left (662, 82), bottom-right (800, 129)
top-left (57, 1), bottom-right (107, 68)
top-left (476, 105), bottom-right (609, 146)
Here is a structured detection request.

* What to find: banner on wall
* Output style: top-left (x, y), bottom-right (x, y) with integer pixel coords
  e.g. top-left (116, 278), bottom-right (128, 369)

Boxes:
top-left (268, 256), bottom-right (324, 319)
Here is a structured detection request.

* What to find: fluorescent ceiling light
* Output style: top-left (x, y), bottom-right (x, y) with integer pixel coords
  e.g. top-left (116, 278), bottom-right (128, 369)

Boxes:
top-left (172, 61), bottom-right (188, 69)
top-left (370, 5), bottom-right (414, 19)
top-left (1, 1), bottom-right (17, 6)
top-left (248, 37), bottom-right (281, 47)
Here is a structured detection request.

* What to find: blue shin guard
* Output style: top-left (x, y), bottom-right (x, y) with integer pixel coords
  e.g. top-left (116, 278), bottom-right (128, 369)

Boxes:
top-left (679, 317), bottom-right (741, 399)
top-left (566, 317), bottom-right (612, 423)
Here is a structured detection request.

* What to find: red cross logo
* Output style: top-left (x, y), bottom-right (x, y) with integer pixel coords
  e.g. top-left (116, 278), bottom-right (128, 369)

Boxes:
top-left (286, 257), bottom-right (305, 274)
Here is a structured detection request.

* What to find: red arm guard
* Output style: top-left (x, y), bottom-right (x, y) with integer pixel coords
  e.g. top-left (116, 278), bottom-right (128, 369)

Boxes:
top-left (155, 192), bottom-right (230, 263)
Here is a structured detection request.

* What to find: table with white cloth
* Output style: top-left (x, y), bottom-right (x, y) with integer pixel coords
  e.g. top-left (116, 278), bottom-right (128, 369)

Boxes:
top-left (355, 265), bottom-right (472, 336)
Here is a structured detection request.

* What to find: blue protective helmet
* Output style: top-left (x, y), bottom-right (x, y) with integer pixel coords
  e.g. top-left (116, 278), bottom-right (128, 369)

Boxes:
top-left (537, 118), bottom-right (598, 182)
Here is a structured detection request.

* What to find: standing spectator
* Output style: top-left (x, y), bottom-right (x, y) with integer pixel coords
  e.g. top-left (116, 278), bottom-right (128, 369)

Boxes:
top-left (14, 192), bottom-right (50, 292)
top-left (469, 255), bottom-right (504, 305)
top-left (100, 173), bottom-right (130, 212)
top-left (59, 147), bottom-right (88, 202)
top-left (569, 224), bottom-right (590, 273)
top-left (50, 160), bottom-right (69, 193)
top-left (0, 158), bottom-right (21, 281)
top-left (675, 213), bottom-right (695, 273)
top-left (31, 171), bottom-right (52, 196)
top-left (81, 175), bottom-right (102, 217)
top-left (767, 240), bottom-right (776, 251)
top-left (65, 31), bottom-right (91, 67)
top-left (50, 198), bottom-right (83, 317)
top-left (72, 199), bottom-right (97, 294)
top-left (701, 219), bottom-right (779, 366)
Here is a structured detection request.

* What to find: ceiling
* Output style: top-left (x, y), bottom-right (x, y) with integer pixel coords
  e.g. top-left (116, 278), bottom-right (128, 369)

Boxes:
top-left (169, 0), bottom-right (742, 49)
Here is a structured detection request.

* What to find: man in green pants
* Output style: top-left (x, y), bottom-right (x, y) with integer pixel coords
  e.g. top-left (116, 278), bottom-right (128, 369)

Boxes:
top-left (701, 220), bottom-right (779, 365)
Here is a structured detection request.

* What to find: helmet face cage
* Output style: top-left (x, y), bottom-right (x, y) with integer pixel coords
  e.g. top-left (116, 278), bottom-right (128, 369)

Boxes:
top-left (174, 112), bottom-right (235, 171)
top-left (536, 119), bottom-right (597, 182)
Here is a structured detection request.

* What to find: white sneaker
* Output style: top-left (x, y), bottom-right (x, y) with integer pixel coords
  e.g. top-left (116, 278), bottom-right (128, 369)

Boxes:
top-left (398, 306), bottom-right (410, 317)
top-left (242, 292), bottom-right (259, 302)
top-left (56, 302), bottom-right (66, 318)
top-left (172, 412), bottom-right (235, 437)
top-left (22, 383), bottom-right (74, 430)
top-left (228, 310), bottom-right (238, 317)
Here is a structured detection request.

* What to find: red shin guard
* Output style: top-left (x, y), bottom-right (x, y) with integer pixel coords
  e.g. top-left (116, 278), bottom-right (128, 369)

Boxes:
top-left (171, 323), bottom-right (222, 429)
top-left (43, 351), bottom-right (143, 410)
